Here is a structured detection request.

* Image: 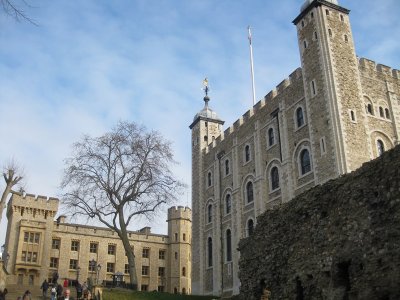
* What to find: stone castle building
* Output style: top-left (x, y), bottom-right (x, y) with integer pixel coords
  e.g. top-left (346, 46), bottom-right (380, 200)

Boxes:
top-left (190, 0), bottom-right (399, 297)
top-left (3, 192), bottom-right (192, 294)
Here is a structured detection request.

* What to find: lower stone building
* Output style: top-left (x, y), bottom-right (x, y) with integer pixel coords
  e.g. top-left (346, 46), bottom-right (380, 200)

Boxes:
top-left (3, 192), bottom-right (191, 294)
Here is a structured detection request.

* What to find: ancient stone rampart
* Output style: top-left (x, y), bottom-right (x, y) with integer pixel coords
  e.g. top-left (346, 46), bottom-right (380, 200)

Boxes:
top-left (238, 145), bottom-right (400, 299)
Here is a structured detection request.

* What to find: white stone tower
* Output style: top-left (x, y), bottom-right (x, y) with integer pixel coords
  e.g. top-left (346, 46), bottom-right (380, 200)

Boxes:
top-left (167, 206), bottom-right (192, 294)
top-left (293, 0), bottom-right (370, 181)
top-left (189, 82), bottom-right (224, 295)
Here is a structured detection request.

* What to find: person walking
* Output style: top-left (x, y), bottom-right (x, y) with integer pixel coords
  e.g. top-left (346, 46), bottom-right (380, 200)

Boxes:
top-left (50, 285), bottom-right (57, 300)
top-left (41, 279), bottom-right (49, 299)
top-left (75, 282), bottom-right (82, 300)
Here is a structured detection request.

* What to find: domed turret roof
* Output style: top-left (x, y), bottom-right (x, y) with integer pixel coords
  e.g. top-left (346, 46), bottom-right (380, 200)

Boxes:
top-left (193, 96), bottom-right (221, 122)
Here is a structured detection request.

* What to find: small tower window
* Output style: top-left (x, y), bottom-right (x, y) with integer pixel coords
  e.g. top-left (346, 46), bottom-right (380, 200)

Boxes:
top-left (204, 136), bottom-right (208, 142)
top-left (325, 9), bottom-right (329, 16)
top-left (311, 12), bottom-right (314, 18)
top-left (320, 137), bottom-right (326, 155)
top-left (350, 110), bottom-right (356, 122)
top-left (303, 40), bottom-right (308, 49)
top-left (385, 108), bottom-right (390, 119)
top-left (270, 167), bottom-right (280, 191)
top-left (245, 145), bottom-right (251, 162)
top-left (301, 20), bottom-right (305, 28)
top-left (225, 159), bottom-right (230, 175)
top-left (296, 107), bottom-right (305, 128)
top-left (314, 31), bottom-right (318, 40)
top-left (207, 237), bottom-right (213, 267)
top-left (247, 219), bottom-right (254, 236)
top-left (207, 172), bottom-right (212, 187)
top-left (377, 140), bottom-right (385, 156)
top-left (268, 128), bottom-right (275, 146)
top-left (340, 14), bottom-right (344, 22)
top-left (379, 107), bottom-right (384, 118)
top-left (344, 35), bottom-right (348, 43)
top-left (207, 204), bottom-right (212, 223)
top-left (182, 267), bottom-right (186, 277)
top-left (246, 181), bottom-right (254, 203)
top-left (225, 194), bottom-right (231, 215)
top-left (328, 29), bottom-right (332, 37)
top-left (311, 80), bottom-right (317, 96)
top-left (226, 229), bottom-right (232, 262)
top-left (366, 103), bottom-right (373, 115)
top-left (183, 233), bottom-right (186, 241)
top-left (300, 149), bottom-right (311, 175)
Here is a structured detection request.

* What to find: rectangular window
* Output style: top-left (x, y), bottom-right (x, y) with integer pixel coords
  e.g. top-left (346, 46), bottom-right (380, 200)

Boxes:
top-left (142, 266), bottom-right (149, 276)
top-left (89, 242), bottom-right (98, 253)
top-left (32, 252), bottom-right (38, 263)
top-left (69, 259), bottom-right (78, 270)
top-left (320, 137), bottom-right (326, 155)
top-left (88, 261), bottom-right (96, 272)
top-left (106, 263), bottom-right (115, 273)
top-left (175, 252), bottom-right (178, 260)
top-left (174, 233), bottom-right (178, 241)
top-left (34, 233), bottom-right (40, 244)
top-left (142, 248), bottom-right (149, 258)
top-left (141, 285), bottom-right (148, 292)
top-left (21, 251), bottom-right (27, 261)
top-left (27, 252), bottom-right (32, 262)
top-left (29, 233), bottom-right (34, 243)
top-left (183, 233), bottom-right (186, 241)
top-left (52, 238), bottom-right (60, 250)
top-left (24, 232), bottom-right (29, 242)
top-left (158, 267), bottom-right (165, 277)
top-left (71, 240), bottom-right (79, 251)
top-left (50, 257), bottom-right (59, 268)
top-left (108, 244), bottom-right (116, 255)
top-left (124, 264), bottom-right (130, 274)
top-left (159, 250), bottom-right (166, 260)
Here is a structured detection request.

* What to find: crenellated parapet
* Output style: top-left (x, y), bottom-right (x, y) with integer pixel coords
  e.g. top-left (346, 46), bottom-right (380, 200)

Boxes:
top-left (358, 57), bottom-right (400, 79)
top-left (7, 191), bottom-right (59, 219)
top-left (167, 206), bottom-right (192, 222)
top-left (204, 67), bottom-right (303, 153)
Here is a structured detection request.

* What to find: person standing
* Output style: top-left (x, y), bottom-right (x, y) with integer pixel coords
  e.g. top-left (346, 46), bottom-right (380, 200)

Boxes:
top-left (63, 279), bottom-right (68, 288)
top-left (60, 289), bottom-right (75, 300)
top-left (75, 282), bottom-right (82, 300)
top-left (41, 279), bottom-right (49, 299)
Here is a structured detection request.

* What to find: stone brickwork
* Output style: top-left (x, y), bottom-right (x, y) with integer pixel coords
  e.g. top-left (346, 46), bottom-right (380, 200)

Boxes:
top-left (4, 192), bottom-right (191, 294)
top-left (238, 145), bottom-right (400, 300)
top-left (190, 0), bottom-right (399, 297)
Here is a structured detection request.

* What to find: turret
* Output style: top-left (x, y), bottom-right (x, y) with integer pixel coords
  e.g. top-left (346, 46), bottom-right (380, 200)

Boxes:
top-left (167, 206), bottom-right (192, 294)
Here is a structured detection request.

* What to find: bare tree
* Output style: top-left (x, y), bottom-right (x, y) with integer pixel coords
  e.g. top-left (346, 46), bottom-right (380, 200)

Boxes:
top-left (0, 160), bottom-right (24, 223)
top-left (1, 0), bottom-right (37, 25)
top-left (61, 121), bottom-right (185, 287)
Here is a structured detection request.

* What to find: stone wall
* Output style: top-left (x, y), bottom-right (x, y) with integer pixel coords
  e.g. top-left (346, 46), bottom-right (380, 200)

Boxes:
top-left (238, 145), bottom-right (400, 299)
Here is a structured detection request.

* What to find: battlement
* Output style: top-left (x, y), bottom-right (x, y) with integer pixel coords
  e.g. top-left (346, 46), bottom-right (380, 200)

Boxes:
top-left (9, 191), bottom-right (59, 211)
top-left (167, 206), bottom-right (192, 221)
top-left (203, 67), bottom-right (303, 154)
top-left (358, 57), bottom-right (400, 79)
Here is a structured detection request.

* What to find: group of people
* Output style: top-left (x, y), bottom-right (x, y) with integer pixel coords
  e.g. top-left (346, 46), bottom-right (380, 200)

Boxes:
top-left (41, 279), bottom-right (90, 300)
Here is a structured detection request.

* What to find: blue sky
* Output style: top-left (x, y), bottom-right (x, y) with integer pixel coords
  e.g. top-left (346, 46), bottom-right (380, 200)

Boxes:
top-left (0, 0), bottom-right (399, 242)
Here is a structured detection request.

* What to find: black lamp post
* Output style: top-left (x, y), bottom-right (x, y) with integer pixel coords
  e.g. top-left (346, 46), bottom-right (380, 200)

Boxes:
top-left (96, 264), bottom-right (101, 285)
top-left (90, 259), bottom-right (96, 286)
top-left (76, 266), bottom-right (81, 281)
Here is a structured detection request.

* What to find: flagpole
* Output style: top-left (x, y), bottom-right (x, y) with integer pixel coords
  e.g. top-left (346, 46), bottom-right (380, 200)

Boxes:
top-left (248, 26), bottom-right (256, 106)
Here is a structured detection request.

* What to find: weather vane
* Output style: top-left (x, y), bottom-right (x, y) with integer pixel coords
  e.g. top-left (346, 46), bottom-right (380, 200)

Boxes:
top-left (202, 77), bottom-right (209, 97)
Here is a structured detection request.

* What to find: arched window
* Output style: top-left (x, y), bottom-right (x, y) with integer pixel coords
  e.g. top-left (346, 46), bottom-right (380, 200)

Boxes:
top-left (247, 219), bottom-right (254, 236)
top-left (182, 267), bottom-right (186, 277)
top-left (225, 159), bottom-right (230, 175)
top-left (207, 204), bottom-right (212, 223)
top-left (225, 194), bottom-right (231, 214)
top-left (174, 288), bottom-right (178, 294)
top-left (245, 145), bottom-right (251, 162)
top-left (226, 229), bottom-right (232, 262)
top-left (271, 167), bottom-right (280, 191)
top-left (300, 149), bottom-right (311, 175)
top-left (296, 107), bottom-right (304, 128)
top-left (182, 288), bottom-right (186, 295)
top-left (377, 140), bottom-right (384, 156)
top-left (379, 107), bottom-right (384, 118)
top-left (385, 108), bottom-right (390, 119)
top-left (246, 181), bottom-right (254, 203)
top-left (268, 128), bottom-right (275, 146)
top-left (207, 237), bottom-right (213, 267)
top-left (207, 172), bottom-right (212, 187)
top-left (366, 103), bottom-right (373, 115)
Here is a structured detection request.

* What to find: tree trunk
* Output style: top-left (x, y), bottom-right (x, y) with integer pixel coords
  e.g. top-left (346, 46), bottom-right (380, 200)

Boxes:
top-left (119, 212), bottom-right (138, 288)
top-left (0, 185), bottom-right (12, 224)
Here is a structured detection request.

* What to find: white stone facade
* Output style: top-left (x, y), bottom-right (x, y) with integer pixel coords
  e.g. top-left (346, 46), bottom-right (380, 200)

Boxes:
top-left (190, 0), bottom-right (400, 297)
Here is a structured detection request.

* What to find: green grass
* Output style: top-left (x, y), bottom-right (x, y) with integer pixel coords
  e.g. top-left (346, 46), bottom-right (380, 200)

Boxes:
top-left (102, 288), bottom-right (219, 300)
